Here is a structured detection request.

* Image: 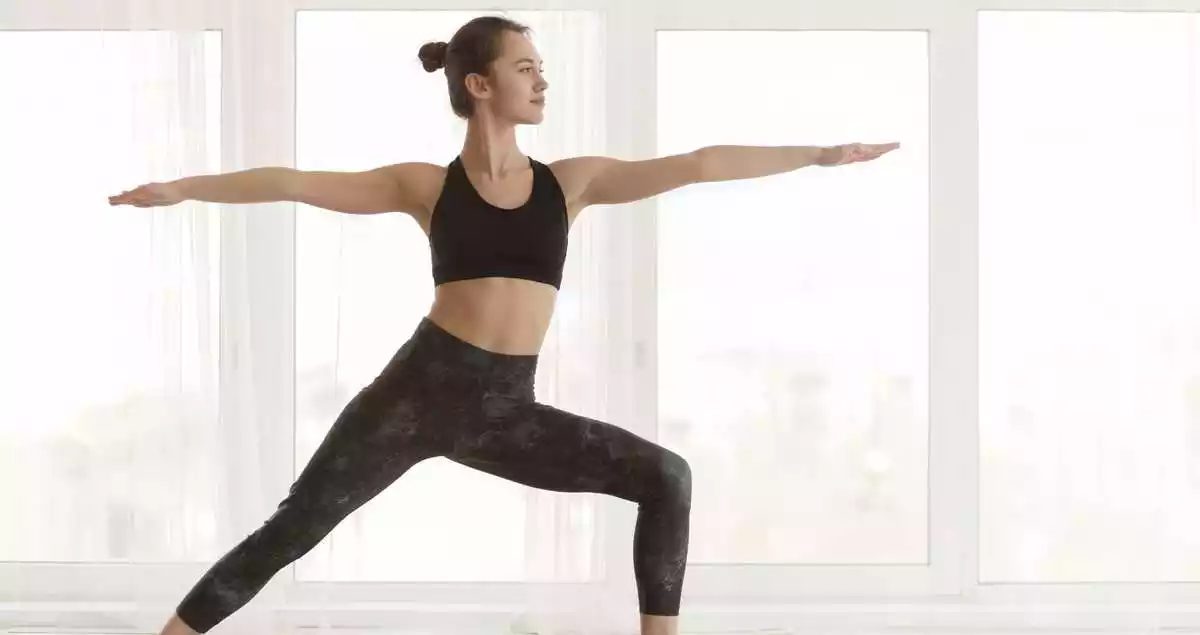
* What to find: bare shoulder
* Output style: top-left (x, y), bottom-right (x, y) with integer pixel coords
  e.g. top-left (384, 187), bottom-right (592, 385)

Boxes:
top-left (382, 161), bottom-right (447, 215)
top-left (547, 156), bottom-right (608, 208)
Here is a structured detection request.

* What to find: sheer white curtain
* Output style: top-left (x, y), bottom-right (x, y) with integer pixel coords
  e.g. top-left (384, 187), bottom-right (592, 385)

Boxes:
top-left (1, 0), bottom-right (241, 629)
top-left (1, 0), bottom-right (624, 634)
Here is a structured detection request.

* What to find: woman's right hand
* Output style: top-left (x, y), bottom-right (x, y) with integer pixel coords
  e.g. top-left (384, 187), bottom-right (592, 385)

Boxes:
top-left (108, 181), bottom-right (186, 208)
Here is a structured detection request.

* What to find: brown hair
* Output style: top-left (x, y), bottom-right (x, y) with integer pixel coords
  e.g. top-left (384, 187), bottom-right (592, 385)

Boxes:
top-left (418, 16), bottom-right (533, 119)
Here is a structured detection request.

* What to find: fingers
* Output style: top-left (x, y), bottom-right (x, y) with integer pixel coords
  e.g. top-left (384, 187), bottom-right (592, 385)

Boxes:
top-left (874, 142), bottom-right (900, 158)
top-left (852, 142), bottom-right (900, 163)
top-left (109, 195), bottom-right (151, 207)
top-left (109, 188), bottom-right (134, 205)
top-left (109, 186), bottom-right (152, 206)
top-left (820, 142), bottom-right (901, 167)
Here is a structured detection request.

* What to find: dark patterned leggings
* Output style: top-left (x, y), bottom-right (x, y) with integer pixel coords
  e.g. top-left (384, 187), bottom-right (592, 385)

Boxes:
top-left (175, 316), bottom-right (692, 633)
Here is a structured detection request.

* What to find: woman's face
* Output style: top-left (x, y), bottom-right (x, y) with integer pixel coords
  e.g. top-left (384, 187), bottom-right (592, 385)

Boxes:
top-left (470, 31), bottom-right (548, 125)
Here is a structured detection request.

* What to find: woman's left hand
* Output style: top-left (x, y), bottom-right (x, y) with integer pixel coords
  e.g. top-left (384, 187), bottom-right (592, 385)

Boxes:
top-left (817, 142), bottom-right (900, 167)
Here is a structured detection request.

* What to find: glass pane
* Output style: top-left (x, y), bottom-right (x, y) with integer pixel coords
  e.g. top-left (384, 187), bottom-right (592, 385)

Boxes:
top-left (0, 31), bottom-right (223, 561)
top-left (656, 31), bottom-right (929, 565)
top-left (294, 10), bottom-right (600, 583)
top-left (980, 11), bottom-right (1200, 583)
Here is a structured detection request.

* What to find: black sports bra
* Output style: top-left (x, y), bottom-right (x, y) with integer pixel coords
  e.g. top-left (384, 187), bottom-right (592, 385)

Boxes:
top-left (429, 155), bottom-right (569, 290)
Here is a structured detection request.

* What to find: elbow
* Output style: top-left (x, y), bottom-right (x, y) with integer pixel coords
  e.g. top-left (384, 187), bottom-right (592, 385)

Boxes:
top-left (275, 167), bottom-right (301, 202)
top-left (689, 147), bottom-right (713, 183)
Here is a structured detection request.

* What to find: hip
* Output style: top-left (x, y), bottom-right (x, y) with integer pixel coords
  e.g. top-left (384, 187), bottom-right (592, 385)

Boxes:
top-left (365, 315), bottom-right (540, 404)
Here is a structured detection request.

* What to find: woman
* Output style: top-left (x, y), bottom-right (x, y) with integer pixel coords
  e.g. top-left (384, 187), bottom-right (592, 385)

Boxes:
top-left (109, 15), bottom-right (898, 635)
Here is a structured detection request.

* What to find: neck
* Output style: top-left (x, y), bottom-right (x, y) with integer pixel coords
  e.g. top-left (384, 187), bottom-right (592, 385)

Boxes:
top-left (460, 112), bottom-right (524, 180)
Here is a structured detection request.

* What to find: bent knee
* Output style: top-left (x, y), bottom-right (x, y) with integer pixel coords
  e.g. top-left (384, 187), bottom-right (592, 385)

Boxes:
top-left (649, 450), bottom-right (692, 508)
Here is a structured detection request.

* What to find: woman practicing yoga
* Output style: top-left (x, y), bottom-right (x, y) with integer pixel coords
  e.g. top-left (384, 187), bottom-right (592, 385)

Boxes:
top-left (109, 14), bottom-right (898, 635)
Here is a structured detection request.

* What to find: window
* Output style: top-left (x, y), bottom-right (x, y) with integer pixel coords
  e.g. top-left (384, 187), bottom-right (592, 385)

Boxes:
top-left (0, 30), bottom-right (223, 562)
top-left (656, 30), bottom-right (930, 565)
top-left (979, 10), bottom-right (1200, 583)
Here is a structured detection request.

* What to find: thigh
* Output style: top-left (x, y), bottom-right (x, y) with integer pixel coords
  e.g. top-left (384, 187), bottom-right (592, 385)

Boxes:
top-left (285, 379), bottom-right (445, 516)
top-left (446, 401), bottom-right (689, 503)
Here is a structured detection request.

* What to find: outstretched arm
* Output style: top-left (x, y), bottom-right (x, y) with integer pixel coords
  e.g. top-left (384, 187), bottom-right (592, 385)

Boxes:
top-left (554, 142), bottom-right (900, 209)
top-left (109, 162), bottom-right (442, 215)
top-left (696, 142), bottom-right (898, 181)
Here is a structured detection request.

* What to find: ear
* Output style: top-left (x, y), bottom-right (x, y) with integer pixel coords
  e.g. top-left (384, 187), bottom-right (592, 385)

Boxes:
top-left (464, 73), bottom-right (491, 102)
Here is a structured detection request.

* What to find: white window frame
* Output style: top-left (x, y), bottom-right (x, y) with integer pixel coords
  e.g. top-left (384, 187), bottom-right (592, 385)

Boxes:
top-left (4, 0), bottom-right (1200, 632)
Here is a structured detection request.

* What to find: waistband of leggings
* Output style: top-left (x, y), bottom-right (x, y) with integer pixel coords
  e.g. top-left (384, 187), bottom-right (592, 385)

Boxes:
top-left (411, 316), bottom-right (540, 375)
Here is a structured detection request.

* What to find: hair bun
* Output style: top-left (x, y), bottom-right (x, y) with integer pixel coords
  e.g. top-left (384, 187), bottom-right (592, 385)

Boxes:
top-left (418, 41), bottom-right (449, 72)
